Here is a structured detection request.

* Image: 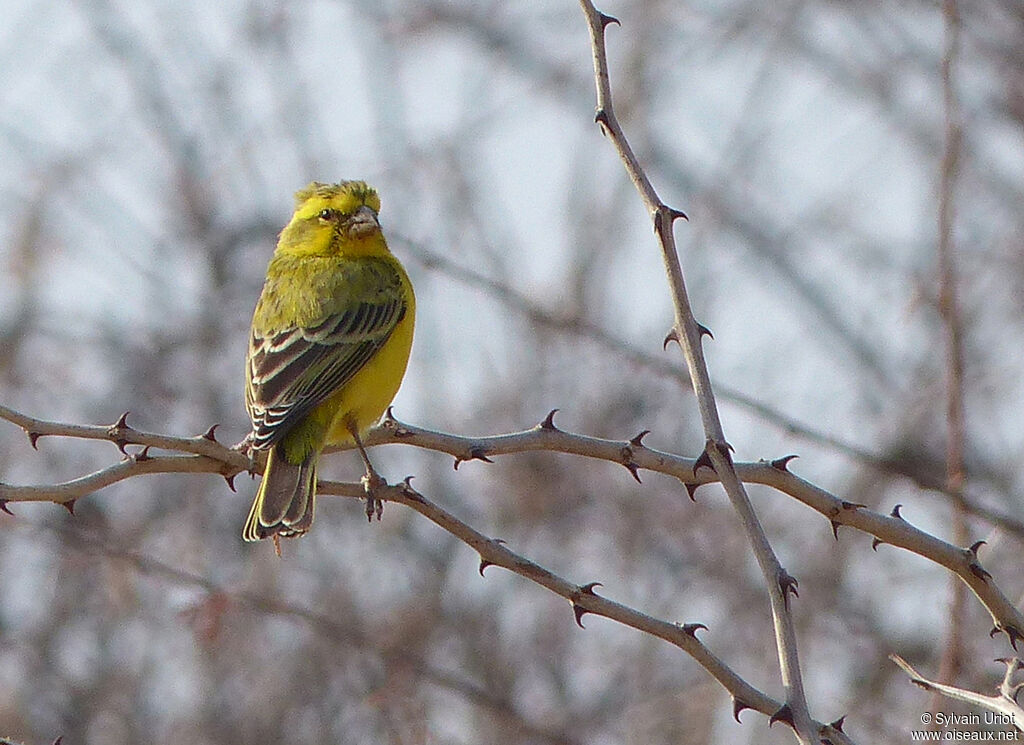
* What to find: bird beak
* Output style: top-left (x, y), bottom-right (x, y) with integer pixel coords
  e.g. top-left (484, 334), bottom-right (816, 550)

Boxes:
top-left (348, 205), bottom-right (380, 237)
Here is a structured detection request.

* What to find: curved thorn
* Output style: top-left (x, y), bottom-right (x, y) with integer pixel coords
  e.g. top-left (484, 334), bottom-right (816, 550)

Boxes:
top-left (60, 499), bottom-right (76, 516)
top-left (968, 539), bottom-right (986, 555)
top-left (623, 461), bottom-right (642, 483)
top-left (872, 537), bottom-right (884, 551)
top-left (223, 473), bottom-right (237, 492)
top-left (27, 430), bottom-right (41, 449)
top-left (830, 520), bottom-right (841, 541)
top-left (779, 569), bottom-right (799, 607)
top-left (891, 503), bottom-right (905, 520)
top-left (629, 430), bottom-right (650, 448)
top-left (684, 482), bottom-right (700, 501)
top-left (572, 603), bottom-right (588, 629)
top-left (539, 409), bottom-right (560, 431)
top-left (696, 322), bottom-right (713, 340)
top-left (829, 715), bottom-right (846, 732)
top-left (201, 424), bottom-right (219, 442)
top-left (113, 411), bottom-right (131, 430)
top-left (770, 454), bottom-right (799, 471)
top-left (134, 445), bottom-right (152, 462)
top-left (732, 698), bottom-right (751, 723)
top-left (663, 328), bottom-right (680, 350)
top-left (580, 581), bottom-right (602, 595)
top-left (0, 499), bottom-right (13, 516)
top-left (668, 206), bottom-right (689, 222)
top-left (478, 557), bottom-right (493, 576)
top-left (1008, 626), bottom-right (1022, 650)
top-left (464, 446), bottom-right (494, 465)
top-left (598, 11), bottom-right (619, 28)
top-left (769, 703), bottom-right (795, 729)
top-left (694, 442), bottom-right (715, 475)
top-left (840, 500), bottom-right (867, 510)
top-left (680, 622), bottom-right (707, 637)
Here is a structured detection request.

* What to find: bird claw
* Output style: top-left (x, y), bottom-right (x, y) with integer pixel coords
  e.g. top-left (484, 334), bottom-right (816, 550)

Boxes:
top-left (361, 469), bottom-right (386, 521)
top-left (232, 432), bottom-right (256, 454)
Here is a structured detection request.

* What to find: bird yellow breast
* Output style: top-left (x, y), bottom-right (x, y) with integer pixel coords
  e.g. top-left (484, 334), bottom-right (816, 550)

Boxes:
top-left (322, 289), bottom-right (415, 445)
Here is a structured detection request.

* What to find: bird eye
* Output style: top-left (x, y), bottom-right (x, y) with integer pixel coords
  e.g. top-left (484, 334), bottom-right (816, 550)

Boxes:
top-left (318, 209), bottom-right (332, 220)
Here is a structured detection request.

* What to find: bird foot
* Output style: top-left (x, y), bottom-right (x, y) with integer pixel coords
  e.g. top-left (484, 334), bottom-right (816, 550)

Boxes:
top-left (361, 470), bottom-right (386, 521)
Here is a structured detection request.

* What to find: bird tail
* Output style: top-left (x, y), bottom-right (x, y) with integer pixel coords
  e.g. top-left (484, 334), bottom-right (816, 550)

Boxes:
top-left (242, 445), bottom-right (317, 542)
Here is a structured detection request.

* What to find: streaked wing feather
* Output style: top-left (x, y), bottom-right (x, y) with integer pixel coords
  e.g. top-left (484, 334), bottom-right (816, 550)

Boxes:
top-left (247, 292), bottom-right (405, 448)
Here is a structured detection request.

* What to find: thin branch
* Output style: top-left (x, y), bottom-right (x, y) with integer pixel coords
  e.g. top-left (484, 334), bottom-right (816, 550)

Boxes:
top-left (578, 3), bottom-right (815, 740)
top-left (0, 404), bottom-right (239, 461)
top-left (398, 234), bottom-right (1024, 541)
top-left (320, 477), bottom-right (855, 745)
top-left (0, 407), bottom-right (857, 741)
top-left (2, 404), bottom-right (1021, 652)
top-left (934, 0), bottom-right (970, 705)
top-left (48, 523), bottom-right (583, 745)
top-left (891, 655), bottom-right (1023, 732)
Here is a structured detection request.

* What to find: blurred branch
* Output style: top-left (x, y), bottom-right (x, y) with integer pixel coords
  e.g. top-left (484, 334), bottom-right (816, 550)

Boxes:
top-left (49, 523), bottom-right (583, 745)
top-left (934, 0), bottom-right (969, 703)
top-left (577, 2), bottom-right (817, 740)
top-left (890, 654), bottom-right (1024, 732)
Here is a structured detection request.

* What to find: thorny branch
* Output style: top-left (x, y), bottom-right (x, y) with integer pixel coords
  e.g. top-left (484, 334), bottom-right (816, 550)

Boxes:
top-left (340, 477), bottom-right (854, 745)
top-left (4, 400), bottom-right (1023, 643)
top-left (0, 413), bottom-right (852, 744)
top-left (42, 523), bottom-right (584, 745)
top-left (399, 234), bottom-right (1024, 541)
top-left (891, 654), bottom-right (1024, 732)
top-left (577, 2), bottom-right (815, 740)
top-left (1, 408), bottom-right (1020, 743)
top-left (2, 403), bottom-right (1022, 656)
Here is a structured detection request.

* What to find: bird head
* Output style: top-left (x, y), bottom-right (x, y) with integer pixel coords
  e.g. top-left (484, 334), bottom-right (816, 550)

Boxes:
top-left (278, 181), bottom-right (386, 257)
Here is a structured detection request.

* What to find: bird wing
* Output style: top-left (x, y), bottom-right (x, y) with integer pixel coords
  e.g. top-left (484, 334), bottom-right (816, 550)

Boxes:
top-left (246, 259), bottom-right (407, 450)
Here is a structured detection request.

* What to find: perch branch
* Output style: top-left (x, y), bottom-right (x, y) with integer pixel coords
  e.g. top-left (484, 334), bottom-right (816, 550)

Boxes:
top-left (2, 403), bottom-right (1021, 652)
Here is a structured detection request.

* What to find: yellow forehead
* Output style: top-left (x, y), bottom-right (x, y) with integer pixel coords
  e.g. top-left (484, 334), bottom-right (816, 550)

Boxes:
top-left (292, 181), bottom-right (381, 218)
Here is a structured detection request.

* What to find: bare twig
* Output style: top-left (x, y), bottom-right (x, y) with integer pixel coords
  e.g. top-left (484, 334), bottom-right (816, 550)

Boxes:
top-left (891, 654), bottom-right (1023, 732)
top-left (577, 2), bottom-right (815, 739)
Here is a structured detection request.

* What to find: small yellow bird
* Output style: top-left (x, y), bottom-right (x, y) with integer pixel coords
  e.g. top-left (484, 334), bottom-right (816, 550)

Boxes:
top-left (242, 181), bottom-right (415, 542)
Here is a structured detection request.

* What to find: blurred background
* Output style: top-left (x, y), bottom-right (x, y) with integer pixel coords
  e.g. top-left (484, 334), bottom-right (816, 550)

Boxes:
top-left (1, 0), bottom-right (1023, 743)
